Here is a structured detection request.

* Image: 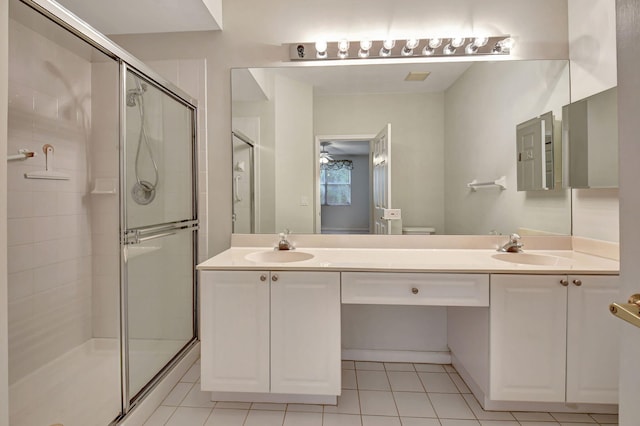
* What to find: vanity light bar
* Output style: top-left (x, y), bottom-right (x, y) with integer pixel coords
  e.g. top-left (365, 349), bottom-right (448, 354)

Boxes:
top-left (289, 36), bottom-right (512, 61)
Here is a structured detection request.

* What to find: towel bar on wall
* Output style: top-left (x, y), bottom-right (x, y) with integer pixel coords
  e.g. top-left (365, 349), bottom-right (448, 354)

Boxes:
top-left (467, 175), bottom-right (507, 191)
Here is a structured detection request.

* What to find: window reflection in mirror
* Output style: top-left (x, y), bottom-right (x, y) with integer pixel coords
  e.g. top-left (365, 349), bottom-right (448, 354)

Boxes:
top-left (231, 60), bottom-right (572, 236)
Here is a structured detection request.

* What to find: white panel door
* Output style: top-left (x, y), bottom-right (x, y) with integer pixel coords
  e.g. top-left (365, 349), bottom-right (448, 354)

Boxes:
top-left (270, 271), bottom-right (341, 395)
top-left (372, 124), bottom-right (391, 234)
top-left (516, 118), bottom-right (545, 191)
top-left (490, 274), bottom-right (567, 402)
top-left (200, 271), bottom-right (270, 393)
top-left (566, 275), bottom-right (620, 404)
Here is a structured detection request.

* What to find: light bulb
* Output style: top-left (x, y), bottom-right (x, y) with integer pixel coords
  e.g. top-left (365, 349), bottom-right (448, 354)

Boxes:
top-left (465, 43), bottom-right (478, 54)
top-left (358, 39), bottom-right (371, 58)
top-left (360, 40), bottom-right (372, 51)
top-left (422, 46), bottom-right (435, 56)
top-left (451, 37), bottom-right (465, 48)
top-left (401, 39), bottom-right (419, 56)
top-left (405, 39), bottom-right (419, 50)
top-left (443, 43), bottom-right (456, 55)
top-left (315, 40), bottom-right (328, 59)
top-left (499, 37), bottom-right (515, 50)
top-left (473, 36), bottom-right (489, 47)
top-left (338, 39), bottom-right (350, 52)
top-left (382, 39), bottom-right (396, 50)
top-left (428, 38), bottom-right (442, 49)
top-left (338, 50), bottom-right (348, 59)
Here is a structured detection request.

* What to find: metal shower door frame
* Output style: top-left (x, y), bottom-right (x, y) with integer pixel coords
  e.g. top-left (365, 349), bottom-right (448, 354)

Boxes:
top-left (118, 63), bottom-right (200, 416)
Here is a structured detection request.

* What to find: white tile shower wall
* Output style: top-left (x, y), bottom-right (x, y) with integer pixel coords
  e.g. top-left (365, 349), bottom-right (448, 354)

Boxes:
top-left (7, 19), bottom-right (93, 384)
top-left (90, 61), bottom-right (120, 339)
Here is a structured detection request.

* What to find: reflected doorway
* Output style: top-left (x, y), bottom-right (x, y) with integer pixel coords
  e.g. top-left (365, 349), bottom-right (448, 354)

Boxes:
top-left (315, 136), bottom-right (373, 234)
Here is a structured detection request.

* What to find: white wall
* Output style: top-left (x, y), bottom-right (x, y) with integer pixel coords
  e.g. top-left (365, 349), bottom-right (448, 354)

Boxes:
top-left (110, 0), bottom-right (570, 255)
top-left (569, 0), bottom-right (617, 101)
top-left (568, 0), bottom-right (619, 242)
top-left (274, 74), bottom-right (314, 233)
top-left (444, 61), bottom-right (571, 236)
top-left (314, 92), bottom-right (445, 233)
top-left (0, 0), bottom-right (9, 421)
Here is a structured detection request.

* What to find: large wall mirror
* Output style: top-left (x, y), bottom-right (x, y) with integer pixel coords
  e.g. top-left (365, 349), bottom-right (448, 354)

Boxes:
top-left (231, 60), bottom-right (574, 236)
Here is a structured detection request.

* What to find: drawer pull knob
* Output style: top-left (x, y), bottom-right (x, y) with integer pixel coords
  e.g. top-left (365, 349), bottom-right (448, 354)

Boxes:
top-left (260, 274), bottom-right (267, 282)
top-left (412, 287), bottom-right (419, 294)
top-left (272, 274), bottom-right (279, 282)
top-left (560, 279), bottom-right (569, 286)
top-left (573, 279), bottom-right (582, 286)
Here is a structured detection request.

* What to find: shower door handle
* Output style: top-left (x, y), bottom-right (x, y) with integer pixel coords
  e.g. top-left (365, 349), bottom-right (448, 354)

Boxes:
top-left (124, 220), bottom-right (199, 244)
top-left (137, 232), bottom-right (176, 243)
top-left (234, 175), bottom-right (243, 202)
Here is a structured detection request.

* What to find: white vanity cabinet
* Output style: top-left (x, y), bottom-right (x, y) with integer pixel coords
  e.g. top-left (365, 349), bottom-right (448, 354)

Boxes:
top-left (200, 270), bottom-right (341, 397)
top-left (490, 274), bottom-right (619, 404)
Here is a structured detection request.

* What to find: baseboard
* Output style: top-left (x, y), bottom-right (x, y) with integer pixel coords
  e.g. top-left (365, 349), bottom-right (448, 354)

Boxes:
top-left (342, 349), bottom-right (451, 364)
top-left (482, 398), bottom-right (618, 414)
top-left (450, 353), bottom-right (488, 405)
top-left (118, 342), bottom-right (200, 426)
top-left (209, 392), bottom-right (337, 405)
top-left (452, 354), bottom-right (618, 414)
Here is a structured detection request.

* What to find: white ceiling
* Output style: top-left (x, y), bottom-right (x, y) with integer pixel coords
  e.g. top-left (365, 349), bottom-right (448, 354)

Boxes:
top-left (233, 61), bottom-right (473, 102)
top-left (275, 62), bottom-right (472, 96)
top-left (55, 0), bottom-right (222, 34)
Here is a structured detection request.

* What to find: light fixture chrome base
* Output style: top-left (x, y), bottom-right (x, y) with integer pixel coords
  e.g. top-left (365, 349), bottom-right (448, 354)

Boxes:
top-left (289, 36), bottom-right (512, 61)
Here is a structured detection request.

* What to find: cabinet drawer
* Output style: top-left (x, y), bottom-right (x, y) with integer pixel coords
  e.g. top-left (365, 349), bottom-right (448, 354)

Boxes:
top-left (342, 272), bottom-right (489, 306)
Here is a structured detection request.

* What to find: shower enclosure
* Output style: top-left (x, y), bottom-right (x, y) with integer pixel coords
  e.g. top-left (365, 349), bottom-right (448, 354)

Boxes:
top-left (232, 130), bottom-right (255, 233)
top-left (6, 0), bottom-right (199, 424)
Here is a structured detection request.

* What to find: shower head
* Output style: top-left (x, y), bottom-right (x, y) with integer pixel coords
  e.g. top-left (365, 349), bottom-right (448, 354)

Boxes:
top-left (126, 83), bottom-right (147, 107)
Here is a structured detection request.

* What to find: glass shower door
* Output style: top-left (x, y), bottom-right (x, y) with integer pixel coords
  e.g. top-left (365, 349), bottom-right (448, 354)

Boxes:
top-left (122, 68), bottom-right (198, 402)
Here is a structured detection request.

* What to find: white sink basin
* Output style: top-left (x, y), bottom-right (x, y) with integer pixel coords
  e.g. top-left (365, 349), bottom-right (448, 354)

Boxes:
top-left (245, 250), bottom-right (315, 263)
top-left (492, 252), bottom-right (571, 266)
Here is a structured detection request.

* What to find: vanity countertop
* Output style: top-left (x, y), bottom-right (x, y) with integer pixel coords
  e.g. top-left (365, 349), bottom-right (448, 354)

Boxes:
top-left (197, 247), bottom-right (619, 275)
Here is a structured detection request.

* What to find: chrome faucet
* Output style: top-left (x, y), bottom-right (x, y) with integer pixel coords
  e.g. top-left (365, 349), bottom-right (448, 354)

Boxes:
top-left (498, 233), bottom-right (523, 253)
top-left (276, 229), bottom-right (294, 251)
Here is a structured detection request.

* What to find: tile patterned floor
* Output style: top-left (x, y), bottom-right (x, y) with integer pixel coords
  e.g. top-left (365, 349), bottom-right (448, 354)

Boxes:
top-left (144, 360), bottom-right (619, 426)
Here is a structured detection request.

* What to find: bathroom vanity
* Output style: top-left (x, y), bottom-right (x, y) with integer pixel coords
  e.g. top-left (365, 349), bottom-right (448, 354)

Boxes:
top-left (197, 236), bottom-right (619, 412)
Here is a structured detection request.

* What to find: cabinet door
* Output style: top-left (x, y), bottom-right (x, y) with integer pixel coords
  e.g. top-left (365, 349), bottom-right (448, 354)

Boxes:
top-left (490, 274), bottom-right (567, 402)
top-left (270, 271), bottom-right (341, 395)
top-left (200, 271), bottom-right (270, 393)
top-left (566, 275), bottom-right (620, 404)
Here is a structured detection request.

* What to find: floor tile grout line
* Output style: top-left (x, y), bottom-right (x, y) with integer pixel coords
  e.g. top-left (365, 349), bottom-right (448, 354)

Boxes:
top-left (442, 369), bottom-right (484, 423)
top-left (199, 406), bottom-right (215, 426)
top-left (383, 362), bottom-right (402, 422)
top-left (156, 404), bottom-right (177, 426)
